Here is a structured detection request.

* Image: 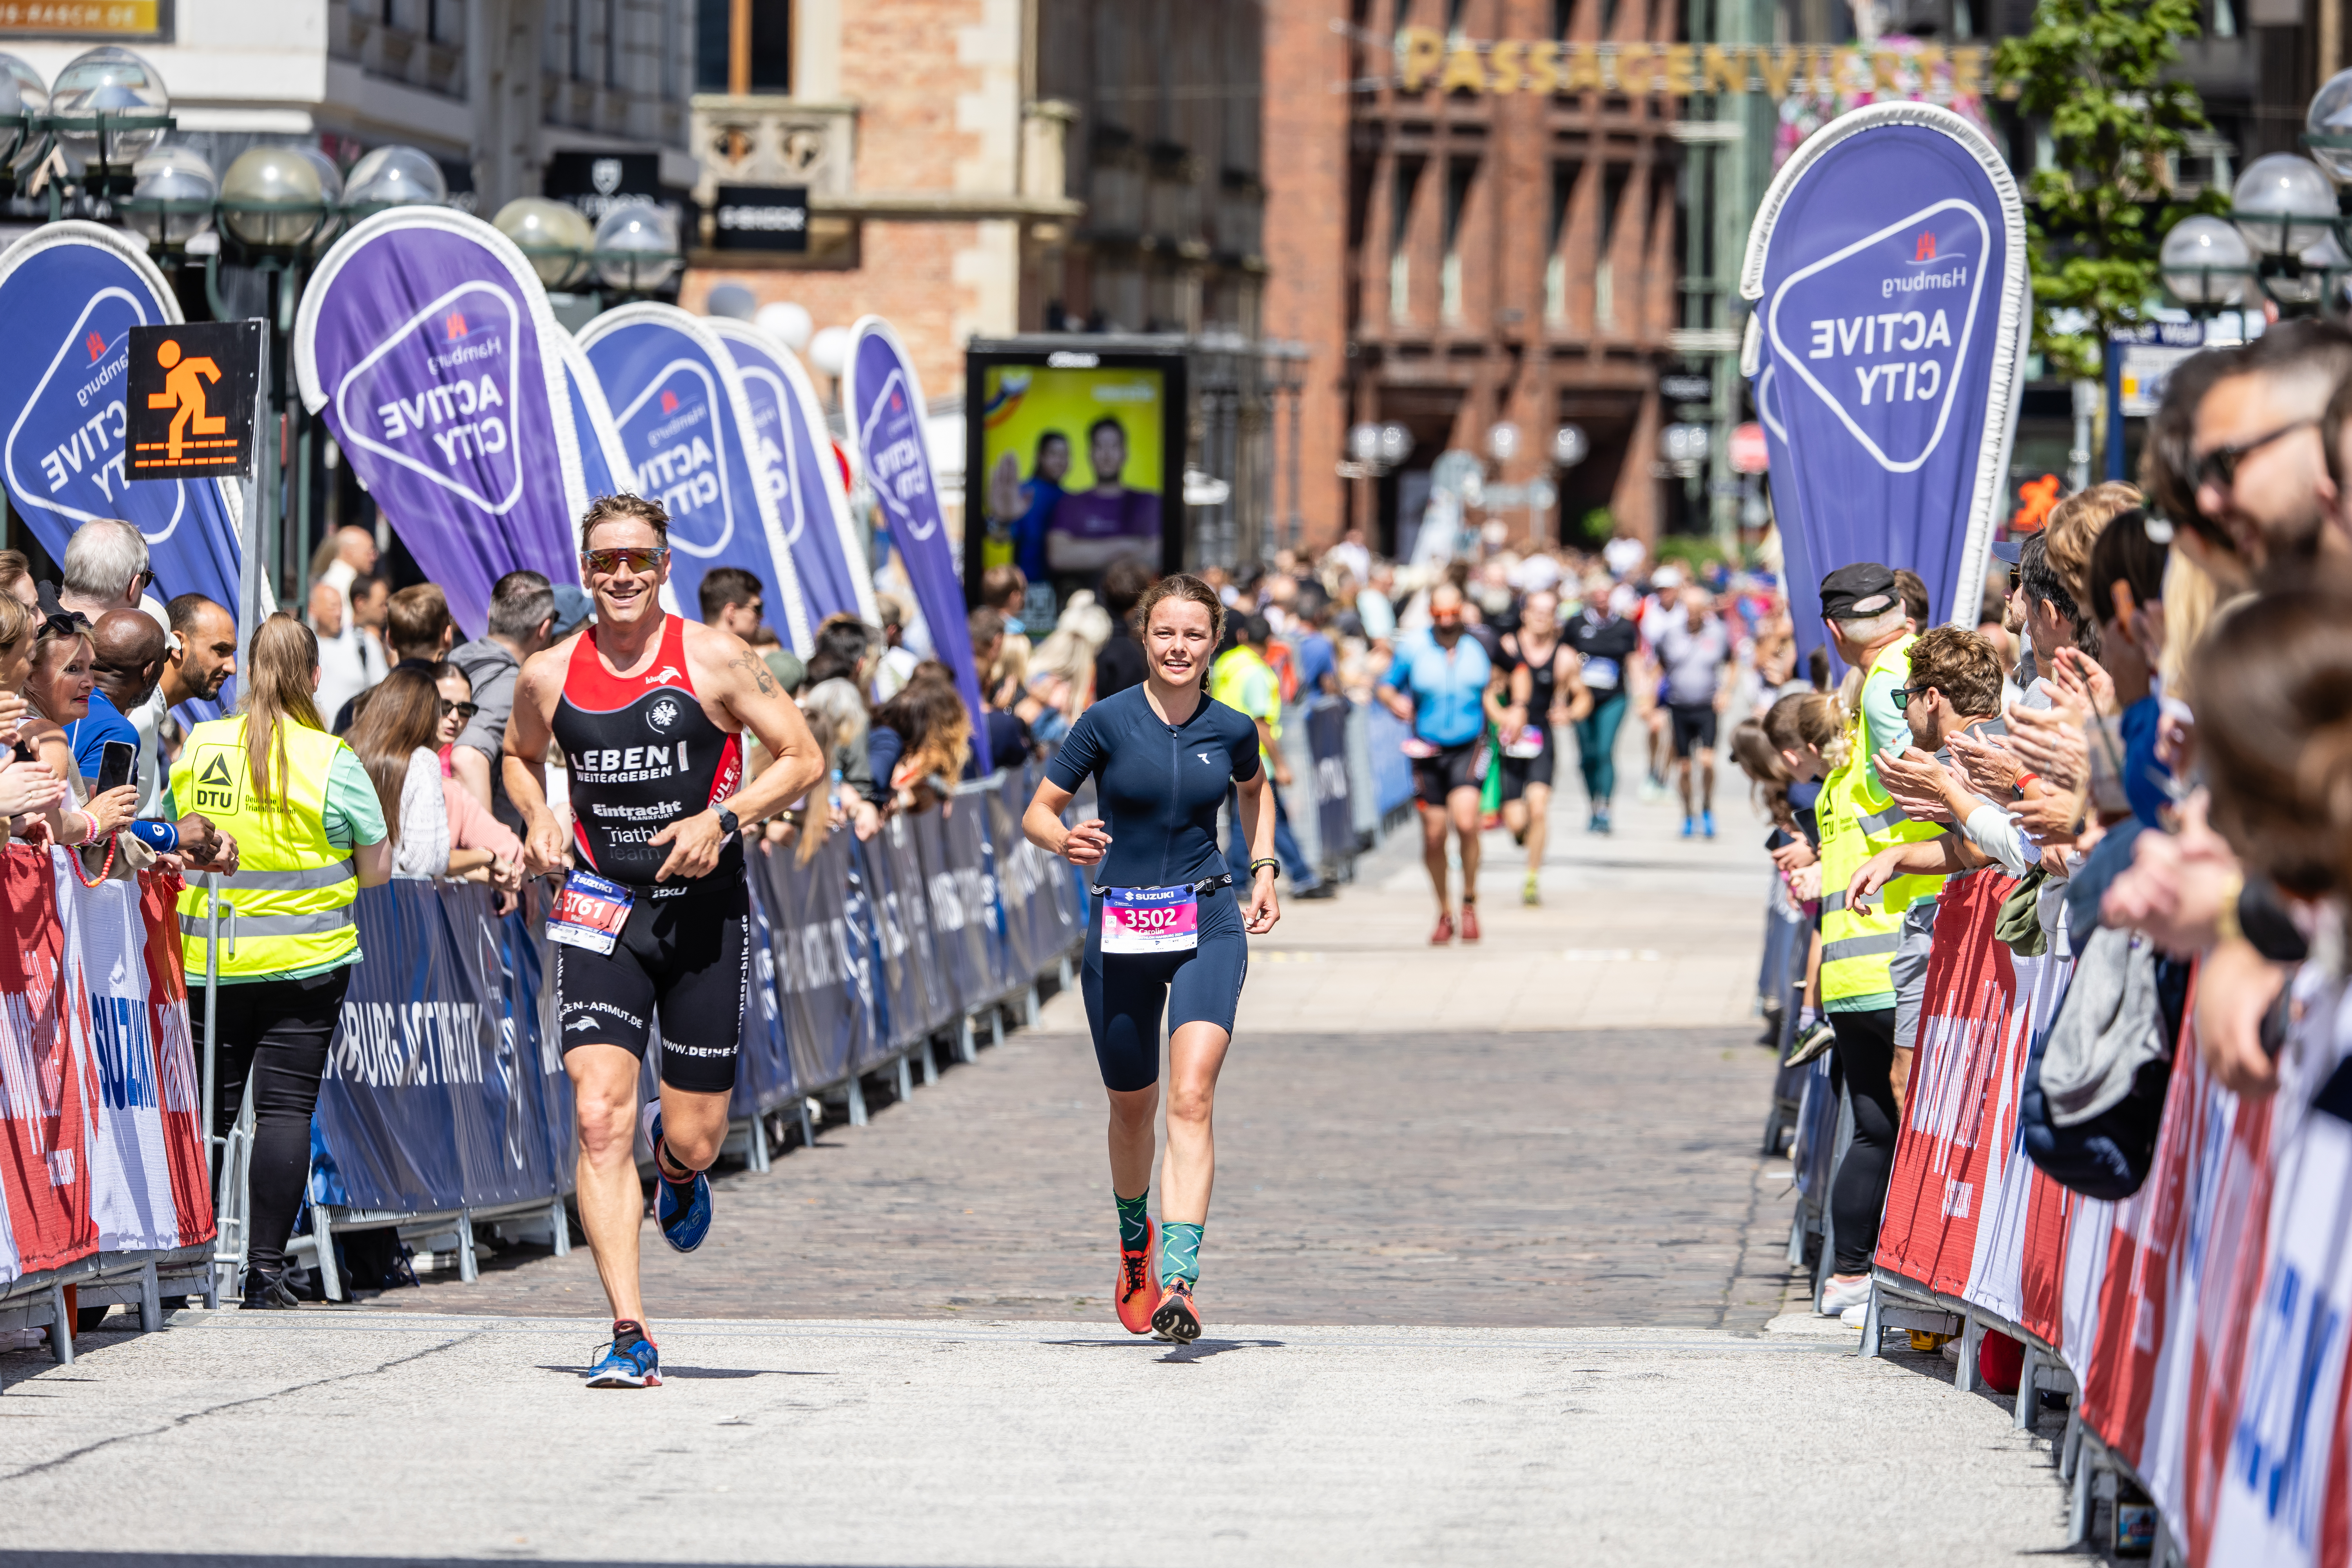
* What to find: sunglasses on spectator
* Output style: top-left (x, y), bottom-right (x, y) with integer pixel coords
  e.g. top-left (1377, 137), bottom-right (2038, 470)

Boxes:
top-left (1889, 685), bottom-right (1934, 710)
top-left (37, 609), bottom-right (91, 639)
top-left (581, 546), bottom-right (669, 576)
top-left (2193, 419), bottom-right (2316, 494)
top-left (441, 700), bottom-right (479, 722)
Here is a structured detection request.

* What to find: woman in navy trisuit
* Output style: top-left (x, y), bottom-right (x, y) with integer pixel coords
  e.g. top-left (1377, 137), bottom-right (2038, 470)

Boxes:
top-left (1023, 573), bottom-right (1281, 1344)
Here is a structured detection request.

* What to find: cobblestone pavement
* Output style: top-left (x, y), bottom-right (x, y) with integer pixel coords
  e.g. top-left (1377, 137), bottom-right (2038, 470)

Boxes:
top-left (368, 773), bottom-right (1802, 1328)
top-left (0, 763), bottom-right (2080, 1564)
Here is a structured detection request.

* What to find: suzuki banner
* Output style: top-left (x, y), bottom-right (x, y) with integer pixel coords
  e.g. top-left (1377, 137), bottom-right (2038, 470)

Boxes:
top-left (0, 222), bottom-right (244, 620)
top-left (553, 333), bottom-right (639, 501)
top-left (576, 302), bottom-right (814, 653)
top-left (295, 208), bottom-right (589, 640)
top-left (1740, 101), bottom-right (2027, 653)
top-left (842, 317), bottom-right (991, 773)
top-left (707, 318), bottom-right (878, 627)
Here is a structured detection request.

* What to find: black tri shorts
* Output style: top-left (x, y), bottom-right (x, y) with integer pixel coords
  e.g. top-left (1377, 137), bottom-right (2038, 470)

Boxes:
top-left (554, 877), bottom-right (750, 1094)
top-left (1411, 740), bottom-right (1487, 808)
top-left (1669, 702), bottom-right (1720, 760)
top-left (1499, 739), bottom-right (1556, 800)
top-left (1082, 884), bottom-right (1249, 1093)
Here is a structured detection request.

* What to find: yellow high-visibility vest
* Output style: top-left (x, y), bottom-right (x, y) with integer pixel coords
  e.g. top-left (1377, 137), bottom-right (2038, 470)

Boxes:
top-left (1816, 636), bottom-right (1944, 1009)
top-left (171, 715), bottom-right (362, 981)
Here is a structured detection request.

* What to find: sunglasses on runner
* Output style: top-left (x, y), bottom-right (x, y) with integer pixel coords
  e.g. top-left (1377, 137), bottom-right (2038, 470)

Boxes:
top-left (2193, 419), bottom-right (2316, 494)
top-left (581, 546), bottom-right (670, 577)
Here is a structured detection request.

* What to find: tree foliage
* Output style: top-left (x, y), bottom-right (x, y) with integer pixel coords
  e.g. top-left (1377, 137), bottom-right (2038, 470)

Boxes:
top-left (1994, 0), bottom-right (2226, 381)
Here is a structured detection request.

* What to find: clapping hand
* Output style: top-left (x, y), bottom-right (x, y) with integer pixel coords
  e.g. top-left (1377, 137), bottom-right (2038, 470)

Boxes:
top-left (1946, 728), bottom-right (2021, 798)
top-left (1877, 747), bottom-right (1955, 824)
top-left (0, 757), bottom-right (67, 819)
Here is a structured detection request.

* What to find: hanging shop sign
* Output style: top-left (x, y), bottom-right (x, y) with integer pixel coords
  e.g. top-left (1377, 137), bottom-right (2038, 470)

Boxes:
top-left (712, 185), bottom-right (809, 254)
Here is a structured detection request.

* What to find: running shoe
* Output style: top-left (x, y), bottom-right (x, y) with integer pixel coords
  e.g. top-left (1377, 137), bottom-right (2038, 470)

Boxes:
top-left (1522, 871), bottom-right (1541, 906)
top-left (1116, 1216), bottom-right (1158, 1335)
top-left (641, 1105), bottom-right (713, 1253)
top-left (1151, 1279), bottom-right (1202, 1345)
top-left (1819, 1274), bottom-right (1872, 1316)
top-left (1702, 811), bottom-right (1717, 839)
top-left (1430, 912), bottom-right (1454, 946)
top-left (1786, 1018), bottom-right (1837, 1068)
top-left (1593, 809), bottom-right (1612, 836)
top-left (586, 1332), bottom-right (662, 1388)
top-left (1459, 903), bottom-right (1481, 942)
top-left (1681, 816), bottom-right (1697, 838)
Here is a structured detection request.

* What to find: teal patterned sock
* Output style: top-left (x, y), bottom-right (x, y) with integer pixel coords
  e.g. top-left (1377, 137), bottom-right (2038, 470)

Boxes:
top-left (1160, 1221), bottom-right (1203, 1286)
top-left (1117, 1192), bottom-right (1151, 1253)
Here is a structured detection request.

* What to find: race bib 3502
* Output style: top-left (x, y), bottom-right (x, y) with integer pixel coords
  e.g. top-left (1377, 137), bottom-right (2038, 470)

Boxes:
top-left (1100, 884), bottom-right (1200, 956)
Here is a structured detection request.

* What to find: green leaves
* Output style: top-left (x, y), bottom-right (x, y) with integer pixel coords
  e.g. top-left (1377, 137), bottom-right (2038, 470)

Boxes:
top-left (1992, 0), bottom-right (2223, 379)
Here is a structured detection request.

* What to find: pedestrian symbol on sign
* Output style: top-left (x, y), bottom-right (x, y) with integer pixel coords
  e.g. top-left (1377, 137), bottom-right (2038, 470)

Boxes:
top-left (125, 320), bottom-right (262, 482)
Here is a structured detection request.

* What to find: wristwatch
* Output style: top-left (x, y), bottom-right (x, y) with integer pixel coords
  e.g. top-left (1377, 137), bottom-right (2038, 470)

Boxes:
top-left (715, 805), bottom-right (740, 836)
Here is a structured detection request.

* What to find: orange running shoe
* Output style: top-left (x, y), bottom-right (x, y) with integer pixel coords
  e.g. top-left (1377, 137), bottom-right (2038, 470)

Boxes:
top-left (1459, 903), bottom-right (1482, 943)
top-left (1115, 1216), bottom-right (1158, 1334)
top-left (1151, 1278), bottom-right (1202, 1345)
top-left (1430, 911), bottom-right (1455, 946)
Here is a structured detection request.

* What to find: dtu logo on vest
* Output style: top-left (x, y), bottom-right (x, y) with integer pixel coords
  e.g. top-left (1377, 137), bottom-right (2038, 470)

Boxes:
top-left (191, 748), bottom-right (238, 813)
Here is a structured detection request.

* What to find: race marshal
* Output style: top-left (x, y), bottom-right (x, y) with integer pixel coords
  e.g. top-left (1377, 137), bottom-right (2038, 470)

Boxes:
top-left (126, 319), bottom-right (263, 480)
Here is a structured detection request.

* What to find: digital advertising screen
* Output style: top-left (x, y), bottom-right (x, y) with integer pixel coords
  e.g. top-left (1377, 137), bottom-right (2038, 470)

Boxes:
top-left (965, 346), bottom-right (1187, 612)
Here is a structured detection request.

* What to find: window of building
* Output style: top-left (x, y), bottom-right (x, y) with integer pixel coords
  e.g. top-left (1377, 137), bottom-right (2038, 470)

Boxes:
top-left (697, 0), bottom-right (793, 93)
top-left (2210, 0), bottom-right (2236, 39)
top-left (1596, 163), bottom-right (1630, 332)
top-left (1545, 160), bottom-right (1579, 326)
top-left (1441, 158), bottom-right (1474, 323)
top-left (1391, 157), bottom-right (1424, 325)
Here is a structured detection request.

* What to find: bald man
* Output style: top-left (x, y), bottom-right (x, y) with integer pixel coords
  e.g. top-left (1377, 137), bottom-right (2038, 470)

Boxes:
top-left (80, 607), bottom-right (236, 871)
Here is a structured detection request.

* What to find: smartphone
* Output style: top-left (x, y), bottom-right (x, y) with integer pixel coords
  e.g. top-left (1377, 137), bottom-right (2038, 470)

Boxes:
top-left (95, 739), bottom-right (136, 797)
top-left (1765, 828), bottom-right (1794, 852)
top-left (10, 738), bottom-right (33, 763)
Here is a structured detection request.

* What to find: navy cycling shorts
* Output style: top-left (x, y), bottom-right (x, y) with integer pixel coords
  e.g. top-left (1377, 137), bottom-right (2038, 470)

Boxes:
top-left (1081, 884), bottom-right (1249, 1092)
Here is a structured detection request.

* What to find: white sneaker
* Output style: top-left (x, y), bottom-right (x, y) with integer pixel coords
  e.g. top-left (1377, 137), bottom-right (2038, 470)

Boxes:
top-left (1840, 1303), bottom-right (1869, 1328)
top-left (1818, 1274), bottom-right (1871, 1316)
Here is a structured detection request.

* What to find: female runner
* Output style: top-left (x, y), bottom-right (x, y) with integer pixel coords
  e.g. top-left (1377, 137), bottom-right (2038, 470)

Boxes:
top-left (1023, 573), bottom-right (1280, 1344)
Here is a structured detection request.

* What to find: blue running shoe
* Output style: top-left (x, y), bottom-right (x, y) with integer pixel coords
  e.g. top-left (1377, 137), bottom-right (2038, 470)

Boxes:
top-left (586, 1330), bottom-right (661, 1388)
top-left (641, 1105), bottom-right (713, 1253)
top-left (1681, 816), bottom-right (1696, 838)
top-left (1702, 811), bottom-right (1717, 839)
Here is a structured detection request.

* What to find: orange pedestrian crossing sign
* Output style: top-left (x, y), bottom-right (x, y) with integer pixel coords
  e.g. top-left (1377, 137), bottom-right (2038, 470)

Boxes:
top-left (126, 320), bottom-right (261, 480)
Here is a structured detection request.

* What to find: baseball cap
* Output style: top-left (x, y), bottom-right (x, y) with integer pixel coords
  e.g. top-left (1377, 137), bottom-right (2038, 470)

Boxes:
top-left (1989, 539), bottom-right (2025, 565)
top-left (550, 584), bottom-right (594, 638)
top-left (1818, 562), bottom-right (1899, 621)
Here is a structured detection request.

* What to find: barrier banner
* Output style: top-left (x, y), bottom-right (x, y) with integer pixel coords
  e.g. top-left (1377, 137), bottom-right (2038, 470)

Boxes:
top-left (1739, 101), bottom-right (2027, 650)
top-left (858, 828), bottom-right (919, 1060)
top-left (989, 771), bottom-right (1041, 982)
top-left (1874, 870), bottom-right (2024, 1296)
top-left (1365, 702), bottom-right (1416, 817)
top-left (841, 317), bottom-right (991, 773)
top-left (888, 813), bottom-right (955, 1043)
top-left (962, 784), bottom-right (1015, 1002)
top-left (554, 334), bottom-right (639, 501)
top-left (576, 303), bottom-right (813, 653)
top-left (1306, 699), bottom-right (1354, 867)
top-left (0, 222), bottom-right (243, 622)
top-left (308, 881), bottom-right (564, 1214)
top-left (733, 857), bottom-right (800, 1119)
top-left (922, 802), bottom-right (997, 1010)
top-left (2207, 994), bottom-right (2352, 1566)
top-left (494, 884), bottom-right (575, 1195)
top-left (0, 850), bottom-right (95, 1283)
top-left (708, 318), bottom-right (878, 626)
top-left (67, 865), bottom-right (208, 1256)
top-left (759, 833), bottom-right (867, 1093)
top-left (294, 209), bottom-right (588, 639)
top-left (1959, 944), bottom-right (2067, 1327)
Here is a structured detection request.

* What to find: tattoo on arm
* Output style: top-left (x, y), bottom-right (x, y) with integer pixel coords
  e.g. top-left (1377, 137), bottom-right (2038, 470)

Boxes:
top-left (729, 649), bottom-right (779, 697)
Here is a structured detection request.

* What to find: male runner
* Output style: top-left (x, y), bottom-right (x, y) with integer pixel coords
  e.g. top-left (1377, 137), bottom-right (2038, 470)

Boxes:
top-left (505, 494), bottom-right (824, 1388)
top-left (1650, 582), bottom-right (1734, 838)
top-left (1378, 582), bottom-right (1492, 944)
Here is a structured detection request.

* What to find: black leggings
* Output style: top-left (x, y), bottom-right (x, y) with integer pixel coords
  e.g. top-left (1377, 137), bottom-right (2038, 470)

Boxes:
top-left (194, 968), bottom-right (351, 1276)
top-left (1828, 1006), bottom-right (1900, 1275)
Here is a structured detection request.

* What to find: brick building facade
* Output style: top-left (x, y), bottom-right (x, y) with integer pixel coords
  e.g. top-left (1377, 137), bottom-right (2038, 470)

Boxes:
top-left (1267, 0), bottom-right (1685, 556)
top-left (682, 0), bottom-right (1264, 419)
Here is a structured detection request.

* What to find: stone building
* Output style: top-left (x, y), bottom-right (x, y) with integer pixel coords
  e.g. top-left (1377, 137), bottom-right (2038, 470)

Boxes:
top-left (680, 1), bottom-right (1266, 431)
top-left (1264, 0), bottom-right (1686, 557)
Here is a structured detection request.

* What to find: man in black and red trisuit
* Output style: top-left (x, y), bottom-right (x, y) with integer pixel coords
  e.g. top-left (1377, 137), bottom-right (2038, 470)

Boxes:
top-left (505, 493), bottom-right (824, 1388)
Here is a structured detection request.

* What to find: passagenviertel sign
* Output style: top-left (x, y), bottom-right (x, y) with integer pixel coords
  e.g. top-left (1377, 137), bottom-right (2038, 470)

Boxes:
top-left (1393, 29), bottom-right (1991, 102)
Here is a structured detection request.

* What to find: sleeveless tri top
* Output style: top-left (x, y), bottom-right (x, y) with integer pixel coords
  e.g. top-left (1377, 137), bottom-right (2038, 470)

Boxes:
top-left (551, 614), bottom-right (743, 890)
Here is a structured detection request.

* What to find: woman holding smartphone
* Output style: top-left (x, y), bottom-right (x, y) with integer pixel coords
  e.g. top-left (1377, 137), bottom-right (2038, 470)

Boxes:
top-left (13, 602), bottom-right (138, 855)
top-left (0, 594), bottom-right (71, 826)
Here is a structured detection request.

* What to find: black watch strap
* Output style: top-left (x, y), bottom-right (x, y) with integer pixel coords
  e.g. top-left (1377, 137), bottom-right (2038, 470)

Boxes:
top-left (716, 805), bottom-right (740, 836)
